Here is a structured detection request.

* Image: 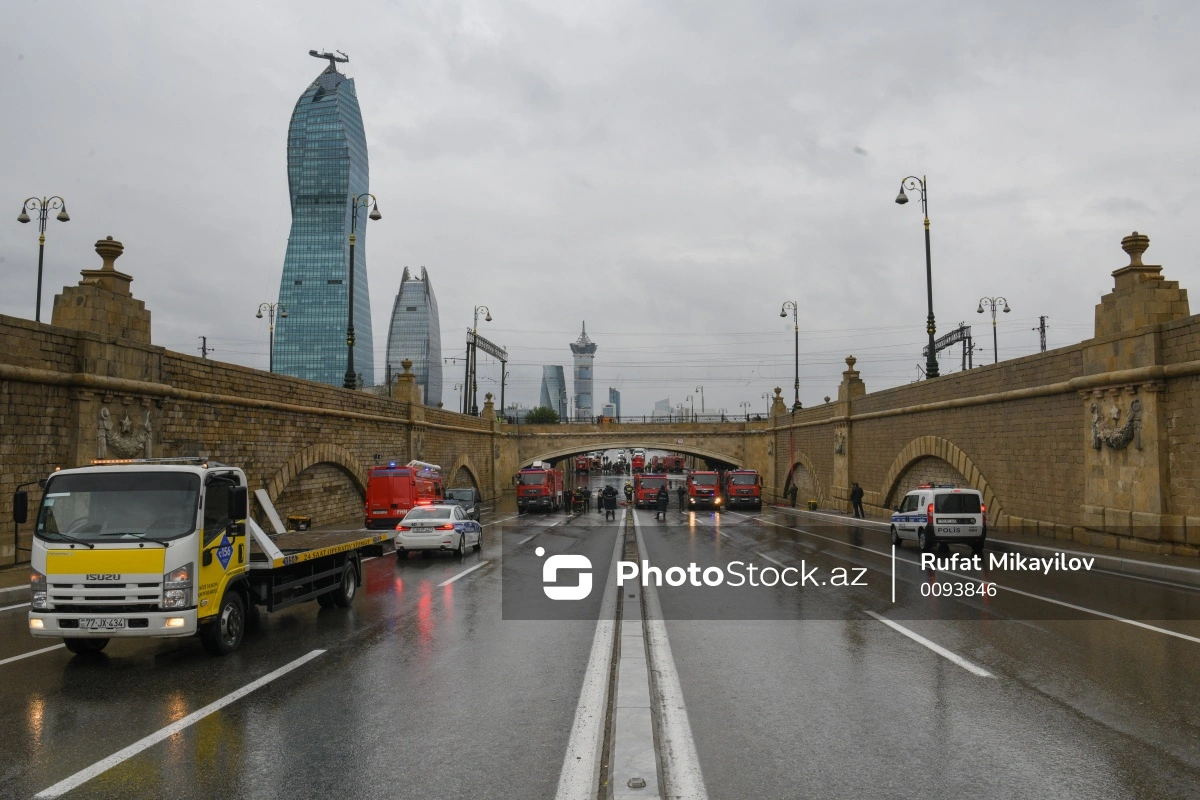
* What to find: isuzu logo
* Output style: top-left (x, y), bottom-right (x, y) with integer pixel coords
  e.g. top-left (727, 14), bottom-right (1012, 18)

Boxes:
top-left (85, 573), bottom-right (122, 581)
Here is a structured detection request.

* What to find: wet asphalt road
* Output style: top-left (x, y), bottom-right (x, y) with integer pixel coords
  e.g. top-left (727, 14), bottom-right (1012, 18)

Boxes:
top-left (1, 475), bottom-right (1199, 799)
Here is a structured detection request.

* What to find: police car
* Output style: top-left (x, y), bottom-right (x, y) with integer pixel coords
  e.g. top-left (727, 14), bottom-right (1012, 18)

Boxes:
top-left (889, 484), bottom-right (986, 555)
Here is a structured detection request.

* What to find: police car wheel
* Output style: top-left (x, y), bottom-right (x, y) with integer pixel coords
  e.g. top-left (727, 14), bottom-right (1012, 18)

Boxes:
top-left (918, 527), bottom-right (934, 552)
top-left (455, 533), bottom-right (466, 557)
top-left (473, 530), bottom-right (482, 551)
top-left (396, 547), bottom-right (407, 561)
top-left (890, 526), bottom-right (901, 547)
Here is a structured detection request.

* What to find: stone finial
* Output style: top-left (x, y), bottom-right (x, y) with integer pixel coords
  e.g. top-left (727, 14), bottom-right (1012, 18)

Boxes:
top-left (838, 354), bottom-right (866, 401)
top-left (845, 355), bottom-right (857, 371)
top-left (401, 358), bottom-right (413, 375)
top-left (1121, 231), bottom-right (1149, 267)
top-left (769, 387), bottom-right (788, 417)
top-left (485, 392), bottom-right (493, 401)
top-left (482, 392), bottom-right (496, 420)
top-left (95, 236), bottom-right (124, 271)
top-left (824, 396), bottom-right (831, 404)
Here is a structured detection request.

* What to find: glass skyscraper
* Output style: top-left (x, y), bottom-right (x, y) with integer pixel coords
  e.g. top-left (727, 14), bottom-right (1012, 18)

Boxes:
top-left (570, 322), bottom-right (597, 420)
top-left (273, 57), bottom-right (375, 386)
top-left (384, 267), bottom-right (442, 406)
top-left (539, 366), bottom-right (568, 419)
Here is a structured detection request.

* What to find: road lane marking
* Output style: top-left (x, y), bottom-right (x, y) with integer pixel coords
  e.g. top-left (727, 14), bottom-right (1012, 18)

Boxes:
top-left (555, 511), bottom-right (624, 800)
top-left (517, 534), bottom-right (536, 545)
top-left (865, 611), bottom-right (993, 678)
top-left (1, 602), bottom-right (31, 612)
top-left (362, 556), bottom-right (377, 562)
top-left (482, 515), bottom-right (520, 528)
top-left (632, 509), bottom-right (708, 799)
top-left (34, 648), bottom-right (326, 799)
top-left (437, 561), bottom-right (490, 587)
top-left (741, 511), bottom-right (1200, 645)
top-left (0, 644), bottom-right (65, 667)
top-left (758, 553), bottom-right (787, 568)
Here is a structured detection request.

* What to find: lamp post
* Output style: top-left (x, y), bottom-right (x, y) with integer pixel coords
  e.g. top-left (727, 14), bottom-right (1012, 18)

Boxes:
top-left (343, 193), bottom-right (381, 390)
top-left (17, 196), bottom-right (70, 323)
top-left (695, 385), bottom-right (705, 415)
top-left (256, 302), bottom-right (287, 373)
top-left (740, 401), bottom-right (751, 421)
top-left (454, 382), bottom-right (464, 412)
top-left (779, 301), bottom-right (801, 409)
top-left (977, 296), bottom-right (1010, 364)
top-left (501, 370), bottom-right (509, 419)
top-left (894, 176), bottom-right (939, 378)
top-left (470, 305), bottom-right (492, 415)
top-left (686, 394), bottom-right (694, 421)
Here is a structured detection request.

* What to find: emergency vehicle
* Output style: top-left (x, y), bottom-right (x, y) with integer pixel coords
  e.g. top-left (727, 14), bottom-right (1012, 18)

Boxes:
top-left (890, 484), bottom-right (986, 555)
top-left (662, 454), bottom-right (685, 473)
top-left (517, 461), bottom-right (565, 513)
top-left (631, 450), bottom-right (646, 474)
top-left (687, 470), bottom-right (722, 509)
top-left (633, 473), bottom-right (669, 509)
top-left (723, 469), bottom-right (762, 510)
top-left (575, 455), bottom-right (591, 474)
top-left (20, 458), bottom-right (388, 656)
top-left (364, 460), bottom-right (445, 529)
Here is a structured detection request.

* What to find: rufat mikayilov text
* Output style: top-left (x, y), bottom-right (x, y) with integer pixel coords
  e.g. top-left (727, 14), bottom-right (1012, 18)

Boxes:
top-left (922, 552), bottom-right (1096, 574)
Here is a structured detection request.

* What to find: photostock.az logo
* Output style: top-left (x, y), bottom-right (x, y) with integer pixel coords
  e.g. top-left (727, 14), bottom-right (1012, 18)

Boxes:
top-left (537, 547), bottom-right (592, 601)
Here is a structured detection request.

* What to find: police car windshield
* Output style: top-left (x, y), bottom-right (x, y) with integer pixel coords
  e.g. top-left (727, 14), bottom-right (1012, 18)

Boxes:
top-left (36, 471), bottom-right (201, 542)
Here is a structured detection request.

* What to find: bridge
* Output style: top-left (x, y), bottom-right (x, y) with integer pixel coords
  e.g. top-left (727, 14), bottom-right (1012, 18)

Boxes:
top-left (1, 230), bottom-right (1198, 566)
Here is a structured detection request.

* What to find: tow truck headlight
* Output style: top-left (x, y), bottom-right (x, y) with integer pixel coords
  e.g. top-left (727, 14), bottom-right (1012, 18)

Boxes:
top-left (31, 570), bottom-right (48, 610)
top-left (163, 562), bottom-right (193, 610)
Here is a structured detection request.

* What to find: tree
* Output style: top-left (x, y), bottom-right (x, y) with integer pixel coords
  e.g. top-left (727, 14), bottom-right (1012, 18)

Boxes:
top-left (524, 406), bottom-right (560, 424)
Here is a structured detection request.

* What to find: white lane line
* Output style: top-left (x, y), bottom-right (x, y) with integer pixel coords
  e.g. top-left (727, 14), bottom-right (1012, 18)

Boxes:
top-left (362, 556), bottom-right (377, 562)
top-left (758, 553), bottom-right (787, 568)
top-left (632, 509), bottom-right (708, 799)
top-left (483, 514), bottom-right (520, 528)
top-left (34, 648), bottom-right (326, 799)
top-left (555, 511), bottom-right (625, 800)
top-left (0, 644), bottom-right (65, 667)
top-left (437, 561), bottom-right (490, 587)
top-left (1, 602), bottom-right (31, 612)
top-left (865, 610), bottom-right (993, 678)
top-left (517, 534), bottom-right (536, 545)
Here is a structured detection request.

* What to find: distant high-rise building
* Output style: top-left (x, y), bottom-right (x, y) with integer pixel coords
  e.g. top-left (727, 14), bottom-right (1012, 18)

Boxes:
top-left (540, 366), bottom-right (568, 419)
top-left (608, 387), bottom-right (621, 420)
top-left (570, 322), bottom-right (597, 421)
top-left (384, 267), bottom-right (441, 406)
top-left (652, 397), bottom-right (672, 421)
top-left (273, 52), bottom-right (375, 387)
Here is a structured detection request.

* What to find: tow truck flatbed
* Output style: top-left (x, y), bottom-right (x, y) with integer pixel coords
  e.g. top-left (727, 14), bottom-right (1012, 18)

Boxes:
top-left (248, 529), bottom-right (389, 569)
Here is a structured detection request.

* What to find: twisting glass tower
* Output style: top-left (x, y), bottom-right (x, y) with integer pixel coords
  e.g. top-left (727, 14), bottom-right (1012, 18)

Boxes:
top-left (273, 51), bottom-right (375, 386)
top-left (570, 322), bottom-right (597, 421)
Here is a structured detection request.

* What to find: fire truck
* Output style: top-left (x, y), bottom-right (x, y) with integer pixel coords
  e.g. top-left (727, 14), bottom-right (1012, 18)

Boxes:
top-left (687, 470), bottom-right (723, 510)
top-left (364, 460), bottom-right (444, 529)
top-left (517, 461), bottom-right (565, 513)
top-left (575, 455), bottom-right (590, 474)
top-left (633, 473), bottom-right (669, 508)
top-left (21, 458), bottom-right (388, 656)
top-left (631, 449), bottom-right (646, 474)
top-left (662, 454), bottom-right (685, 473)
top-left (723, 469), bottom-right (762, 510)
top-left (649, 456), bottom-right (662, 472)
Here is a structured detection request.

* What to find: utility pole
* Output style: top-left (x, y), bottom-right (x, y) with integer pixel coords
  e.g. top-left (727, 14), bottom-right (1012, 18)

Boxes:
top-left (198, 336), bottom-right (212, 359)
top-left (1033, 316), bottom-right (1048, 352)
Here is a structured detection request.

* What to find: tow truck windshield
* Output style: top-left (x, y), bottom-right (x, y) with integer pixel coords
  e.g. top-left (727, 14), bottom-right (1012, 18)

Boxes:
top-left (35, 471), bottom-right (201, 543)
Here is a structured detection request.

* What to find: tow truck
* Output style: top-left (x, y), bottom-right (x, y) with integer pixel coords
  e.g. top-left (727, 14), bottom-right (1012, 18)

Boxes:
top-left (19, 458), bottom-right (388, 656)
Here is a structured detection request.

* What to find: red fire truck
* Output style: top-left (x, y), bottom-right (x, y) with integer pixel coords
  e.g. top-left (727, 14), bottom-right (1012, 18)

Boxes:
top-left (631, 451), bottom-right (646, 474)
top-left (662, 454), bottom-right (685, 473)
top-left (518, 461), bottom-right (565, 513)
top-left (649, 456), bottom-right (662, 472)
top-left (723, 469), bottom-right (762, 510)
top-left (575, 455), bottom-right (590, 474)
top-left (633, 473), bottom-right (669, 508)
top-left (687, 470), bottom-right (722, 510)
top-left (365, 460), bottom-right (445, 529)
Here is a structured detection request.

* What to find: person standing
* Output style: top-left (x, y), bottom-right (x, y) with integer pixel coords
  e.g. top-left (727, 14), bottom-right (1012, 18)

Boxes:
top-left (850, 482), bottom-right (865, 518)
top-left (787, 483), bottom-right (798, 508)
top-left (655, 486), bottom-right (669, 520)
top-left (597, 487), bottom-right (605, 514)
top-left (676, 483), bottom-right (687, 512)
top-left (564, 489), bottom-right (574, 514)
top-left (603, 484), bottom-right (618, 520)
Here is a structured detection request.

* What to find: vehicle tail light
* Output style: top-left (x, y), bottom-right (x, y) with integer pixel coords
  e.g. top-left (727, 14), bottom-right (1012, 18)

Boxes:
top-left (981, 503), bottom-right (987, 514)
top-left (435, 523), bottom-right (455, 530)
top-left (416, 499), bottom-right (432, 506)
top-left (396, 525), bottom-right (411, 531)
top-left (927, 503), bottom-right (934, 525)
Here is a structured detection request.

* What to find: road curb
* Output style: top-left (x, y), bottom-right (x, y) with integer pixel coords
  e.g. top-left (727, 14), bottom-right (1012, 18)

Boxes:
top-left (772, 505), bottom-right (1200, 590)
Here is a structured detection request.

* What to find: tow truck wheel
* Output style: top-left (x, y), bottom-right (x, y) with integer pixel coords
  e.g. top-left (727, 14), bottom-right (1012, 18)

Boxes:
top-left (332, 561), bottom-right (358, 608)
top-left (64, 638), bottom-right (108, 655)
top-left (918, 527), bottom-right (934, 553)
top-left (201, 591), bottom-right (246, 656)
top-left (890, 526), bottom-right (902, 547)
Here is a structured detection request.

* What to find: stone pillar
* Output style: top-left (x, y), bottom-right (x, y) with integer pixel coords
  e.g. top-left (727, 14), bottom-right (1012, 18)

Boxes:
top-left (52, 236), bottom-right (151, 344)
top-left (392, 358), bottom-right (421, 405)
top-left (769, 387), bottom-right (788, 417)
top-left (831, 356), bottom-right (866, 512)
top-left (482, 392), bottom-right (496, 421)
top-left (1080, 232), bottom-right (1189, 551)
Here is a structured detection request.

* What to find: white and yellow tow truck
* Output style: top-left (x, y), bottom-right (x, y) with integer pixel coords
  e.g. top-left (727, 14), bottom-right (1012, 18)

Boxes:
top-left (16, 458), bottom-right (388, 655)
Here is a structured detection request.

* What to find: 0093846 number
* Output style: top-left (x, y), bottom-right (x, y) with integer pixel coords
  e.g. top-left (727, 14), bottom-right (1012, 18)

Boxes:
top-left (921, 581), bottom-right (996, 598)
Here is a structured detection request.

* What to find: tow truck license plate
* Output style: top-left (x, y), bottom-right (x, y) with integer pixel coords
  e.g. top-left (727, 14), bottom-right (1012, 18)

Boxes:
top-left (80, 618), bottom-right (126, 630)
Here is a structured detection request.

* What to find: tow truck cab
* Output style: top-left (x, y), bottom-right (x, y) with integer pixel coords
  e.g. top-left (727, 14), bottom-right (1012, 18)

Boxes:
top-left (723, 469), bottom-right (762, 510)
top-left (687, 471), bottom-right (722, 509)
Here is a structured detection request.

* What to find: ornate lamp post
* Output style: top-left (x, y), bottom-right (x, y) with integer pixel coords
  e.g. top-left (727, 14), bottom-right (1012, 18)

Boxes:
top-left (695, 385), bottom-right (705, 414)
top-left (17, 195), bottom-right (70, 323)
top-left (740, 400), bottom-right (751, 421)
top-left (977, 296), bottom-right (1011, 364)
top-left (256, 302), bottom-right (287, 373)
top-left (779, 301), bottom-right (801, 410)
top-left (343, 193), bottom-right (381, 390)
top-left (894, 176), bottom-right (939, 378)
top-left (454, 382), bottom-right (464, 412)
top-left (469, 304), bottom-right (492, 415)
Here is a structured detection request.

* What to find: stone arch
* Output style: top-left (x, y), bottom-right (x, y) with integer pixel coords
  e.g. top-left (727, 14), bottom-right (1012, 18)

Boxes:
top-left (447, 455), bottom-right (482, 491)
top-left (783, 450), bottom-right (825, 506)
top-left (266, 443), bottom-right (367, 505)
top-left (520, 441), bottom-right (743, 469)
top-left (879, 436), bottom-right (1004, 525)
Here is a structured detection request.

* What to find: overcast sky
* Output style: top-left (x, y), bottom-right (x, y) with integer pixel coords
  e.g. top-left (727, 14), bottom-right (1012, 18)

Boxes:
top-left (3, 1), bottom-right (1197, 416)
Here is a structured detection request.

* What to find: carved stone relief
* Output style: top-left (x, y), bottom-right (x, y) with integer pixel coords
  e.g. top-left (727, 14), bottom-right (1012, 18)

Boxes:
top-left (1090, 394), bottom-right (1142, 451)
top-left (98, 406), bottom-right (153, 458)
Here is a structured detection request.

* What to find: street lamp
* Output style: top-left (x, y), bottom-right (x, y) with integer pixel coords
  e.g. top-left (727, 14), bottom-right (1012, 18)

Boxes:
top-left (695, 385), bottom-right (705, 414)
top-left (501, 370), bottom-right (510, 419)
top-left (469, 304), bottom-right (492, 415)
top-left (256, 302), bottom-right (287, 373)
top-left (454, 382), bottom-right (464, 411)
top-left (17, 195), bottom-right (70, 323)
top-left (977, 296), bottom-right (1011, 364)
top-left (740, 400), bottom-right (751, 421)
top-left (779, 301), bottom-right (801, 410)
top-left (343, 193), bottom-right (381, 390)
top-left (686, 394), bottom-right (693, 421)
top-left (894, 175), bottom-right (939, 379)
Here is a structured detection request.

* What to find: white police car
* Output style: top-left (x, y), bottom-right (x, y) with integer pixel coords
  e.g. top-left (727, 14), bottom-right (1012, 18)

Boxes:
top-left (889, 484), bottom-right (986, 555)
